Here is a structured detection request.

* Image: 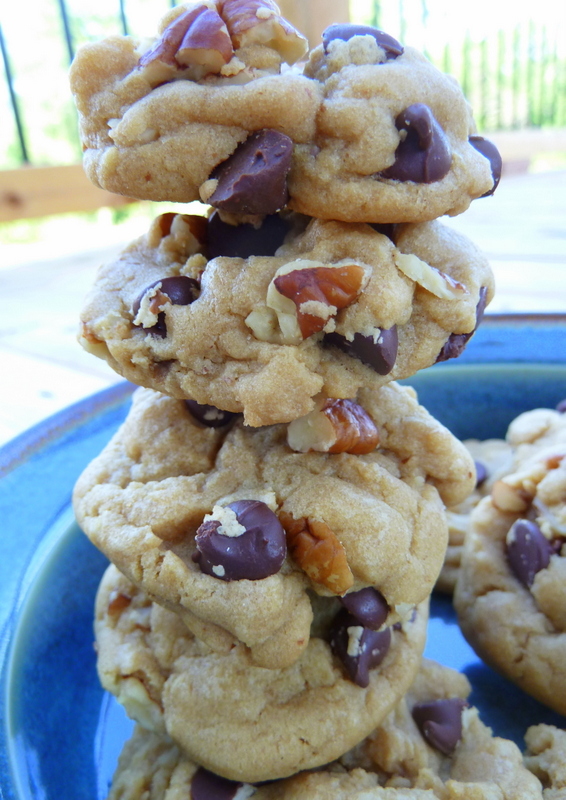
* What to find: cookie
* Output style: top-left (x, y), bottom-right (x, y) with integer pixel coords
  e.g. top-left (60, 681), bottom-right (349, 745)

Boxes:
top-left (290, 26), bottom-right (501, 222)
top-left (436, 438), bottom-right (514, 594)
top-left (454, 439), bottom-right (566, 714)
top-left (70, 9), bottom-right (500, 223)
top-left (104, 658), bottom-right (542, 798)
top-left (95, 564), bottom-right (428, 783)
top-left (69, 2), bottom-right (320, 207)
top-left (74, 383), bottom-right (475, 669)
top-left (524, 724), bottom-right (566, 798)
top-left (79, 211), bottom-right (494, 426)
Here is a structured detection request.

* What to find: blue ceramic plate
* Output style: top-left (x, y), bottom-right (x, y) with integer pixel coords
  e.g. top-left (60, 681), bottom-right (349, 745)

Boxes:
top-left (1, 315), bottom-right (566, 799)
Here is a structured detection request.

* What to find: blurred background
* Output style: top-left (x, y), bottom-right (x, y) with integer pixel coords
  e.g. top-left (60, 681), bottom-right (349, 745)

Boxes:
top-left (1, 0), bottom-right (565, 445)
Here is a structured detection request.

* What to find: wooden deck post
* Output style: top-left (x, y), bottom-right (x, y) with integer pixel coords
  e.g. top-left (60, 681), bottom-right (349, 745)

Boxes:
top-left (278, 0), bottom-right (350, 48)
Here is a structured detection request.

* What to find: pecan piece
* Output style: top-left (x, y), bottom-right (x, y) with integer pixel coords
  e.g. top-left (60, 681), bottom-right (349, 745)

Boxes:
top-left (280, 512), bottom-right (354, 595)
top-left (287, 398), bottom-right (379, 455)
top-left (219, 0), bottom-right (308, 64)
top-left (139, 4), bottom-right (233, 80)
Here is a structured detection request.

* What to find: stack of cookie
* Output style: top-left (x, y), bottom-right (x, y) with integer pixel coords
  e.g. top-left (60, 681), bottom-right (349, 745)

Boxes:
top-left (69, 2), bottom-right (522, 796)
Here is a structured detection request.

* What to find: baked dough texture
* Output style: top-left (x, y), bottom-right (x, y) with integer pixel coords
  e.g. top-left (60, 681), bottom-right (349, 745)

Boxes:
top-left (69, 4), bottom-right (498, 221)
top-left (524, 724), bottom-right (566, 798)
top-left (454, 435), bottom-right (566, 714)
top-left (73, 383), bottom-right (474, 669)
top-left (102, 656), bottom-right (542, 798)
top-left (95, 564), bottom-right (429, 783)
top-left (79, 212), bottom-right (494, 426)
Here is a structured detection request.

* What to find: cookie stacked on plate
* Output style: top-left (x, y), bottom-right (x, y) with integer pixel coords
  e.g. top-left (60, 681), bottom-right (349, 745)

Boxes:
top-left (69, 1), bottom-right (511, 794)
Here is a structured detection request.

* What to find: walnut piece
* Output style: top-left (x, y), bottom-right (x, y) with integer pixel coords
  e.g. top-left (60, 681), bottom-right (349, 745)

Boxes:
top-left (287, 398), bottom-right (379, 455)
top-left (280, 512), bottom-right (354, 595)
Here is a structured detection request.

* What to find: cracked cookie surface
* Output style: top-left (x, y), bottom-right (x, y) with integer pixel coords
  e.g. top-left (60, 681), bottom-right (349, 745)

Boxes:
top-left (79, 211), bottom-right (493, 426)
top-left (103, 657), bottom-right (542, 798)
top-left (73, 383), bottom-right (474, 670)
top-left (96, 564), bottom-right (428, 783)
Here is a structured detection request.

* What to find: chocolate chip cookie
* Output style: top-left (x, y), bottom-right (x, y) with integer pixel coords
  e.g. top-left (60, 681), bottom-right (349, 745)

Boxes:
top-left (454, 437), bottom-right (566, 714)
top-left (69, 2), bottom-right (319, 206)
top-left (95, 564), bottom-right (428, 783)
top-left (73, 383), bottom-right (475, 669)
top-left (103, 657), bottom-right (542, 798)
top-left (70, 8), bottom-right (500, 223)
top-left (290, 25), bottom-right (501, 223)
top-left (79, 211), bottom-right (493, 426)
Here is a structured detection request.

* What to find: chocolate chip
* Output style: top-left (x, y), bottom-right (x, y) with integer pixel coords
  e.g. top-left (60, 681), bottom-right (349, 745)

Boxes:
top-left (324, 326), bottom-right (398, 375)
top-left (194, 500), bottom-right (286, 581)
top-left (506, 519), bottom-right (553, 588)
top-left (329, 608), bottom-right (391, 688)
top-left (132, 276), bottom-right (200, 337)
top-left (322, 23), bottom-right (403, 59)
top-left (209, 130), bottom-right (293, 216)
top-left (207, 210), bottom-right (291, 259)
top-left (340, 587), bottom-right (389, 629)
top-left (556, 399), bottom-right (566, 413)
top-left (190, 766), bottom-right (243, 800)
top-left (184, 400), bottom-right (239, 428)
top-left (380, 104), bottom-right (452, 184)
top-left (436, 285), bottom-right (488, 363)
top-left (474, 460), bottom-right (488, 488)
top-left (469, 135), bottom-right (502, 197)
top-left (412, 698), bottom-right (467, 755)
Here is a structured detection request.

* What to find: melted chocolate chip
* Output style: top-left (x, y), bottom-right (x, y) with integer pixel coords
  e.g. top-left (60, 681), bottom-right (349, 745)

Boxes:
top-left (436, 285), bottom-right (488, 363)
top-left (474, 460), bottom-right (488, 488)
top-left (132, 276), bottom-right (200, 337)
top-left (506, 519), bottom-right (553, 588)
top-left (380, 104), bottom-right (452, 184)
top-left (329, 608), bottom-right (391, 688)
top-left (322, 23), bottom-right (403, 59)
top-left (207, 210), bottom-right (291, 259)
top-left (340, 587), bottom-right (389, 629)
top-left (556, 399), bottom-right (566, 413)
top-left (184, 400), bottom-right (239, 428)
top-left (191, 767), bottom-right (243, 800)
top-left (412, 698), bottom-right (467, 755)
top-left (194, 500), bottom-right (286, 581)
top-left (324, 326), bottom-right (398, 375)
top-left (469, 136), bottom-right (503, 197)
top-left (209, 130), bottom-right (293, 216)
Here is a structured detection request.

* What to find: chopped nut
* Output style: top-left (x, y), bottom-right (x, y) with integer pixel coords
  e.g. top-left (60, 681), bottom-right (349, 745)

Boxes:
top-left (107, 591), bottom-right (132, 616)
top-left (176, 6), bottom-right (234, 74)
top-left (491, 480), bottom-right (533, 513)
top-left (394, 252), bottom-right (468, 299)
top-left (219, 0), bottom-right (308, 64)
top-left (139, 4), bottom-right (234, 82)
top-left (258, 258), bottom-right (369, 343)
top-left (147, 212), bottom-right (208, 252)
top-left (280, 512), bottom-right (354, 595)
top-left (287, 398), bottom-right (379, 455)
